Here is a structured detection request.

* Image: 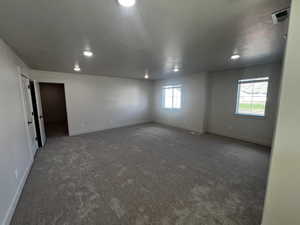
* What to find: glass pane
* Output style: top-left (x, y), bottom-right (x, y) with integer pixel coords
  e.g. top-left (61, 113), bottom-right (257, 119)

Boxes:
top-left (165, 88), bottom-right (173, 97)
top-left (173, 88), bottom-right (181, 108)
top-left (164, 88), bottom-right (173, 108)
top-left (238, 83), bottom-right (254, 115)
top-left (237, 80), bottom-right (268, 116)
top-left (251, 81), bottom-right (268, 115)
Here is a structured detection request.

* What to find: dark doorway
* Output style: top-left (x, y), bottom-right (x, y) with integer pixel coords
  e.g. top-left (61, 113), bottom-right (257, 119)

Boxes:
top-left (39, 83), bottom-right (69, 137)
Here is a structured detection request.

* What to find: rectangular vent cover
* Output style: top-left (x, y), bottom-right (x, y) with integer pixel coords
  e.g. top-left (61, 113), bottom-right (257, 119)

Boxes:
top-left (272, 8), bottom-right (289, 24)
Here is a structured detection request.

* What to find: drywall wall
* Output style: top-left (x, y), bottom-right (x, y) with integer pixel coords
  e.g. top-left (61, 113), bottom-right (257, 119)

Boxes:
top-left (31, 70), bottom-right (153, 136)
top-left (262, 1), bottom-right (300, 224)
top-left (0, 39), bottom-right (33, 225)
top-left (207, 63), bottom-right (282, 146)
top-left (153, 73), bottom-right (208, 133)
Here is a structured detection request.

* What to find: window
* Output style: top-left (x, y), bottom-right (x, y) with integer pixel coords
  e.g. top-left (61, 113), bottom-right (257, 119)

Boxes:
top-left (236, 77), bottom-right (269, 116)
top-left (163, 85), bottom-right (182, 109)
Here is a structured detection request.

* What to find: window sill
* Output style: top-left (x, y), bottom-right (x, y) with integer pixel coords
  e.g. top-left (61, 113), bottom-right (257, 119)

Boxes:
top-left (163, 108), bottom-right (181, 111)
top-left (234, 113), bottom-right (267, 120)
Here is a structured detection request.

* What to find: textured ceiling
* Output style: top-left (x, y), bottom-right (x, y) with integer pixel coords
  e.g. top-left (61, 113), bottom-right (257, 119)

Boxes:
top-left (0, 0), bottom-right (290, 79)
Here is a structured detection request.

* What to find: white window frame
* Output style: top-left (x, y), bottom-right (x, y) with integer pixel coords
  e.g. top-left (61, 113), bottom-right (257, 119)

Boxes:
top-left (162, 85), bottom-right (182, 109)
top-left (235, 77), bottom-right (269, 117)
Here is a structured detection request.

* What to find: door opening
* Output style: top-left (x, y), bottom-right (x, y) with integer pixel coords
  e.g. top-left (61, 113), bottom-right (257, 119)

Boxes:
top-left (39, 83), bottom-right (69, 137)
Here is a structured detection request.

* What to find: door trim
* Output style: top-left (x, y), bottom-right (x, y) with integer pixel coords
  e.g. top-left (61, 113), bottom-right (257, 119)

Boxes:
top-left (39, 82), bottom-right (70, 137)
top-left (19, 74), bottom-right (38, 158)
top-left (29, 80), bottom-right (42, 147)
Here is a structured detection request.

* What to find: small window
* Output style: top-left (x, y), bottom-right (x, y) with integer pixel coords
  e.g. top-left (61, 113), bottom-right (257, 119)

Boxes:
top-left (236, 77), bottom-right (269, 116)
top-left (163, 85), bottom-right (182, 109)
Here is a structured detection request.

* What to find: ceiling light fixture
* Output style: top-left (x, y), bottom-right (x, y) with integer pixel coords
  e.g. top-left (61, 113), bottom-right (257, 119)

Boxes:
top-left (74, 65), bottom-right (81, 72)
top-left (231, 54), bottom-right (240, 60)
top-left (118, 0), bottom-right (136, 7)
top-left (83, 50), bottom-right (93, 58)
top-left (173, 65), bottom-right (180, 72)
top-left (144, 70), bottom-right (149, 79)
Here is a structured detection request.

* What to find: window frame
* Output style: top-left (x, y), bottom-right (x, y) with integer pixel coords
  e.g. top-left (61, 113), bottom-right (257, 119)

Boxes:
top-left (235, 77), bottom-right (270, 118)
top-left (162, 85), bottom-right (182, 110)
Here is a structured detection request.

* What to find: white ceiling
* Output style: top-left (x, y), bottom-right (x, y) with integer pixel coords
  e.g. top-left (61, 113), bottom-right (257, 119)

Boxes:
top-left (0, 0), bottom-right (290, 79)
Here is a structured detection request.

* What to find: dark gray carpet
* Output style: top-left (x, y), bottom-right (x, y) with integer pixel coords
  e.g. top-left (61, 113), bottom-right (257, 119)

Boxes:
top-left (11, 123), bottom-right (270, 225)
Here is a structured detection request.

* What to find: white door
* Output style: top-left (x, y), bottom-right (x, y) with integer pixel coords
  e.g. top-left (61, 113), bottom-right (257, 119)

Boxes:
top-left (21, 76), bottom-right (38, 155)
top-left (34, 81), bottom-right (46, 146)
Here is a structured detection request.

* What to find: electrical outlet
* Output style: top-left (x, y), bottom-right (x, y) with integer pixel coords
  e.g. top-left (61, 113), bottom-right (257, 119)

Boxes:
top-left (14, 169), bottom-right (18, 180)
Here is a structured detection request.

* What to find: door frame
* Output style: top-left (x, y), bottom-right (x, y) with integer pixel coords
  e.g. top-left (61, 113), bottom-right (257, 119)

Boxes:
top-left (39, 82), bottom-right (70, 137)
top-left (33, 81), bottom-right (47, 146)
top-left (29, 80), bottom-right (43, 147)
top-left (19, 74), bottom-right (38, 158)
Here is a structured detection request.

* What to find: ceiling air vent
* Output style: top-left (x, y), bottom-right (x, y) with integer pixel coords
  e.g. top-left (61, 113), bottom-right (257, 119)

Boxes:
top-left (272, 8), bottom-right (289, 24)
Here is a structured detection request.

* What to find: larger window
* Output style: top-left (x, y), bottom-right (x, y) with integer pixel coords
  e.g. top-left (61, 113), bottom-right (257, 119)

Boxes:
top-left (163, 85), bottom-right (182, 109)
top-left (236, 77), bottom-right (269, 116)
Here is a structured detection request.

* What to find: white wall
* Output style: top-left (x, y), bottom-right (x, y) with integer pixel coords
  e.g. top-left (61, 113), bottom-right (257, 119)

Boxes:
top-left (153, 73), bottom-right (208, 133)
top-left (31, 70), bottom-right (153, 136)
top-left (0, 41), bottom-right (152, 225)
top-left (207, 63), bottom-right (282, 146)
top-left (262, 0), bottom-right (300, 224)
top-left (0, 39), bottom-right (33, 225)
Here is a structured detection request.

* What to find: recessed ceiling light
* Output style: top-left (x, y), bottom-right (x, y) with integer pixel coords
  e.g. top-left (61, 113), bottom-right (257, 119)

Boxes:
top-left (231, 54), bottom-right (240, 60)
top-left (144, 70), bottom-right (149, 79)
top-left (118, 0), bottom-right (136, 7)
top-left (173, 66), bottom-right (180, 72)
top-left (83, 50), bottom-right (93, 58)
top-left (74, 65), bottom-right (81, 72)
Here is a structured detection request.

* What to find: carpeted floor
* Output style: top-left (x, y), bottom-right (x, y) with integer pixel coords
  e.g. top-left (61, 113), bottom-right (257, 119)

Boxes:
top-left (11, 123), bottom-right (270, 225)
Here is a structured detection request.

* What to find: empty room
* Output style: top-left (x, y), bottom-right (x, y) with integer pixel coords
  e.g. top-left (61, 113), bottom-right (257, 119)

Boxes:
top-left (0, 0), bottom-right (299, 225)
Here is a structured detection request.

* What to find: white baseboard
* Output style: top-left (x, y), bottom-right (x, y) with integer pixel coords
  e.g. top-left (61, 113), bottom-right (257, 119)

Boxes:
top-left (154, 121), bottom-right (204, 134)
top-left (2, 159), bottom-right (33, 225)
top-left (69, 120), bottom-right (153, 136)
top-left (206, 131), bottom-right (272, 147)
